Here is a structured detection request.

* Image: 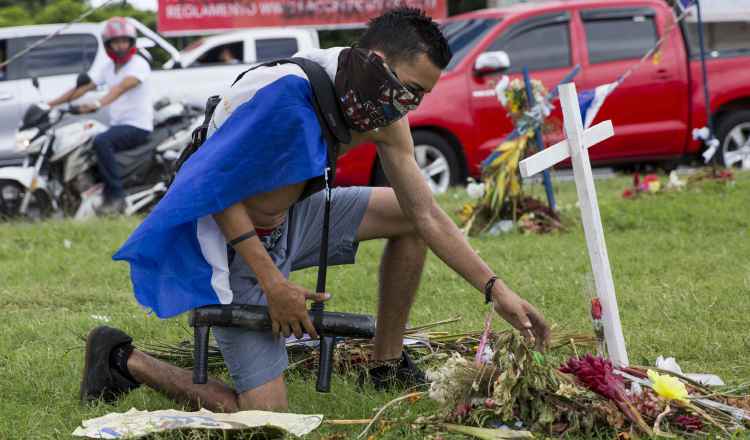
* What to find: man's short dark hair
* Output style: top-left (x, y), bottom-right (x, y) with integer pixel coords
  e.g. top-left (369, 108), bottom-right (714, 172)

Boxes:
top-left (358, 7), bottom-right (452, 69)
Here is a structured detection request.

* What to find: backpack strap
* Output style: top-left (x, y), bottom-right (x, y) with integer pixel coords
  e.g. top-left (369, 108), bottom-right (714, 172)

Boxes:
top-left (169, 94), bottom-right (221, 186)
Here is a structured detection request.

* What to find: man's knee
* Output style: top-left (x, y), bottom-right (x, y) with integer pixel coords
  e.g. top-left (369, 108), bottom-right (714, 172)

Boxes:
top-left (93, 133), bottom-right (111, 154)
top-left (358, 187), bottom-right (419, 240)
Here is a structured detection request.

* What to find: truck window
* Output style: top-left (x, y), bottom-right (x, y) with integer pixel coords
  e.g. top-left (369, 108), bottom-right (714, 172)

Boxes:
top-left (196, 42), bottom-right (243, 65)
top-left (442, 18), bottom-right (501, 71)
top-left (487, 22), bottom-right (571, 72)
top-left (255, 38), bottom-right (298, 62)
top-left (684, 21), bottom-right (750, 58)
top-left (583, 10), bottom-right (658, 64)
top-left (5, 34), bottom-right (98, 80)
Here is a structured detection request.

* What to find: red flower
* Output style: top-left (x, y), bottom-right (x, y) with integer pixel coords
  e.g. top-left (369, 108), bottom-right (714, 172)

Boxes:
top-left (560, 355), bottom-right (625, 403)
top-left (675, 415), bottom-right (703, 432)
top-left (590, 298), bottom-right (603, 321)
top-left (560, 355), bottom-right (653, 434)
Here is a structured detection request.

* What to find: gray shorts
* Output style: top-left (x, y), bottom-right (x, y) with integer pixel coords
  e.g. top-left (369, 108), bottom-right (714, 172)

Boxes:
top-left (213, 186), bottom-right (372, 393)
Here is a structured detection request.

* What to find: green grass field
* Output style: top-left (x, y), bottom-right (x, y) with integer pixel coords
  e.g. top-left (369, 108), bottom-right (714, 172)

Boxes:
top-left (1, 171), bottom-right (749, 439)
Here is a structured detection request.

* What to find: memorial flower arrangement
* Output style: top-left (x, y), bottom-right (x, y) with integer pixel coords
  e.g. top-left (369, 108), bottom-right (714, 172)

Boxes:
top-left (423, 330), bottom-right (750, 438)
top-left (142, 322), bottom-right (749, 438)
top-left (459, 78), bottom-right (562, 236)
top-left (622, 168), bottom-right (735, 199)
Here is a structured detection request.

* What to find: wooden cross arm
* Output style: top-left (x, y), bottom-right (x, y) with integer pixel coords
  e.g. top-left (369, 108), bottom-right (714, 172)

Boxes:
top-left (519, 120), bottom-right (615, 178)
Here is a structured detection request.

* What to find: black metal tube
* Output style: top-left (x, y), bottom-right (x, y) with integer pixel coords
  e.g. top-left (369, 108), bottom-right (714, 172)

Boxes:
top-left (193, 324), bottom-right (210, 384)
top-left (190, 304), bottom-right (376, 339)
top-left (316, 335), bottom-right (336, 392)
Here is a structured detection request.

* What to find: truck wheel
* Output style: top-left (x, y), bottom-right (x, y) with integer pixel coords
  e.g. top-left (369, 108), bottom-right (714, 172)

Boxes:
top-left (717, 110), bottom-right (750, 169)
top-left (372, 131), bottom-right (460, 194)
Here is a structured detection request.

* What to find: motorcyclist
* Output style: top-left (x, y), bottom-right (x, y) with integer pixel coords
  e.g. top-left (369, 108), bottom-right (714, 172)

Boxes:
top-left (48, 17), bottom-right (153, 215)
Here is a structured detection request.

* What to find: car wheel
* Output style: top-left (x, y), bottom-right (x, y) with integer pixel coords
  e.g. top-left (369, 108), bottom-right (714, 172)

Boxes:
top-left (717, 110), bottom-right (750, 169)
top-left (373, 132), bottom-right (461, 194)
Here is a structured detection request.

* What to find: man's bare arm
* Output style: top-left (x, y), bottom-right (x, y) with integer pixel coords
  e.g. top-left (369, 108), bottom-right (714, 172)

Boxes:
top-left (48, 82), bottom-right (96, 107)
top-left (213, 202), bottom-right (327, 339)
top-left (372, 117), bottom-right (550, 348)
top-left (213, 203), bottom-right (285, 289)
top-left (99, 76), bottom-right (140, 107)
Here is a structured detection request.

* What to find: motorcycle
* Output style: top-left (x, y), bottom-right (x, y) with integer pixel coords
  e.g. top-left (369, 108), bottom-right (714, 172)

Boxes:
top-left (0, 74), bottom-right (202, 220)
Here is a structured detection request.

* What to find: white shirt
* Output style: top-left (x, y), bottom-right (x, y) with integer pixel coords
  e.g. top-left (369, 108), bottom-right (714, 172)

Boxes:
top-left (90, 55), bottom-right (153, 132)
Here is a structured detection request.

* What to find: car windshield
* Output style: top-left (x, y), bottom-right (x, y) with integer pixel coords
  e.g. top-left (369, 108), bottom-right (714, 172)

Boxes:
top-left (442, 17), bottom-right (502, 70)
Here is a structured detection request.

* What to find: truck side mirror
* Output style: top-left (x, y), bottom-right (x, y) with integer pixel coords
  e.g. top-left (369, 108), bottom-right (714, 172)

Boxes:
top-left (76, 72), bottom-right (92, 88)
top-left (474, 51), bottom-right (511, 76)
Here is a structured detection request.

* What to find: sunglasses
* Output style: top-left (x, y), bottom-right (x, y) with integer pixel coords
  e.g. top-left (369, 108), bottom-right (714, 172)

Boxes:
top-left (371, 52), bottom-right (425, 100)
top-left (386, 64), bottom-right (424, 99)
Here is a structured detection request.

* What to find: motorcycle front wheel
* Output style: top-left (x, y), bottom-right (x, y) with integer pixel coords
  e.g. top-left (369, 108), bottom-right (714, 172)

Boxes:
top-left (0, 180), bottom-right (52, 221)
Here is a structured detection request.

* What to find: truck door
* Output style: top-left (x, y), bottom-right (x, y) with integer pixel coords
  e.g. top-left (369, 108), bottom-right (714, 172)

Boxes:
top-left (469, 13), bottom-right (577, 163)
top-left (578, 6), bottom-right (689, 161)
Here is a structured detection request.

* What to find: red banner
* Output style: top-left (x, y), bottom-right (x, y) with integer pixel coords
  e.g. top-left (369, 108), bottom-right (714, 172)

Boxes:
top-left (158, 0), bottom-right (448, 35)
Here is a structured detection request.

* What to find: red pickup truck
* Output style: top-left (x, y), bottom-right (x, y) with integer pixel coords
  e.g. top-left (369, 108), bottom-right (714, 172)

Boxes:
top-left (334, 0), bottom-right (750, 191)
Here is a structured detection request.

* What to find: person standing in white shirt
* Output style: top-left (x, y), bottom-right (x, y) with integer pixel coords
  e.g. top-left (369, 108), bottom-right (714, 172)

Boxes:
top-left (49, 17), bottom-right (153, 214)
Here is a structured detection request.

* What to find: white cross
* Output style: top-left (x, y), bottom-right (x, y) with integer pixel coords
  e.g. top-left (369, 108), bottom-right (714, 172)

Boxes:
top-left (519, 83), bottom-right (629, 367)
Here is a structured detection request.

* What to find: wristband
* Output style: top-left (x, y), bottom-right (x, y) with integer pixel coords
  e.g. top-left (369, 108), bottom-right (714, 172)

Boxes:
top-left (227, 230), bottom-right (257, 247)
top-left (484, 276), bottom-right (498, 304)
top-left (93, 99), bottom-right (102, 110)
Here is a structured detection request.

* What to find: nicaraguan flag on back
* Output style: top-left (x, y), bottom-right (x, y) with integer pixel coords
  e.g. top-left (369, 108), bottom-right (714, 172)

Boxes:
top-left (578, 82), bottom-right (618, 129)
top-left (113, 48), bottom-right (344, 319)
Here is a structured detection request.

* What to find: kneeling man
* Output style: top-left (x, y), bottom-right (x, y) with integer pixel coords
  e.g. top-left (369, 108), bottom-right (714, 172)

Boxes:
top-left (80, 8), bottom-right (549, 412)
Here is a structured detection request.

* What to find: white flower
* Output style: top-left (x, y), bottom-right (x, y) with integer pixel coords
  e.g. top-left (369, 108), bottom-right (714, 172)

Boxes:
top-left (494, 75), bottom-right (510, 106)
top-left (467, 180), bottom-right (485, 199)
top-left (427, 353), bottom-right (471, 405)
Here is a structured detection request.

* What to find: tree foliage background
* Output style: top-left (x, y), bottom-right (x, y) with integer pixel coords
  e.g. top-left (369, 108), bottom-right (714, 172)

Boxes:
top-left (0, 1), bottom-right (155, 29)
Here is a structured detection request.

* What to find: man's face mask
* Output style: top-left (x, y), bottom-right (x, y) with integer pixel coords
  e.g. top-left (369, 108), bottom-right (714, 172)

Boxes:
top-left (335, 48), bottom-right (423, 132)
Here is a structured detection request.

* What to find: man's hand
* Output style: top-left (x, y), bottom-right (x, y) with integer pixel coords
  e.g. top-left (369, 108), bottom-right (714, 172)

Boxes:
top-left (265, 278), bottom-right (330, 340)
top-left (491, 284), bottom-right (550, 352)
top-left (75, 103), bottom-right (99, 114)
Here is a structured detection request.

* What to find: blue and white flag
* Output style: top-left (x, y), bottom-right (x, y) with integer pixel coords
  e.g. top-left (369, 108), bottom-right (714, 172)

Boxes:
top-left (578, 82), bottom-right (618, 129)
top-left (113, 48), bottom-right (344, 319)
top-left (675, 0), bottom-right (696, 12)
